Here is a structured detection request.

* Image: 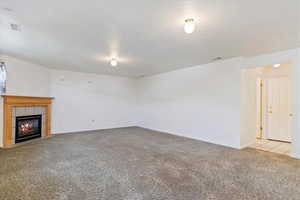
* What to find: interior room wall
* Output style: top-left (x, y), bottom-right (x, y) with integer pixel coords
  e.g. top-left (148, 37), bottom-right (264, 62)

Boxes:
top-left (0, 55), bottom-right (138, 146)
top-left (240, 68), bottom-right (260, 148)
top-left (136, 58), bottom-right (243, 148)
top-left (50, 70), bottom-right (138, 134)
top-left (136, 48), bottom-right (299, 152)
top-left (0, 54), bottom-right (51, 147)
top-left (0, 48), bottom-right (299, 157)
top-left (1, 55), bottom-right (50, 96)
top-left (292, 56), bottom-right (300, 158)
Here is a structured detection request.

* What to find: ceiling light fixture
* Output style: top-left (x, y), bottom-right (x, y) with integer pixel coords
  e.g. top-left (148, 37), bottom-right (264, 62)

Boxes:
top-left (184, 18), bottom-right (195, 34)
top-left (273, 64), bottom-right (281, 68)
top-left (110, 58), bottom-right (118, 67)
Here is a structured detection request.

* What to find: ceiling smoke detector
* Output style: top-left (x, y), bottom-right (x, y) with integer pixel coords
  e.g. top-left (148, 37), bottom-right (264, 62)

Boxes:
top-left (10, 23), bottom-right (21, 31)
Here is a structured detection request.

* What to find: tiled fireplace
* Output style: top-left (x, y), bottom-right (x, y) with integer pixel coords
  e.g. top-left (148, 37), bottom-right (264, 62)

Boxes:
top-left (2, 95), bottom-right (54, 147)
top-left (13, 107), bottom-right (45, 144)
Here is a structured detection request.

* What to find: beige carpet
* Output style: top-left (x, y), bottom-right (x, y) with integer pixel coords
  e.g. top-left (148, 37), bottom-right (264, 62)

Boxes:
top-left (0, 127), bottom-right (299, 200)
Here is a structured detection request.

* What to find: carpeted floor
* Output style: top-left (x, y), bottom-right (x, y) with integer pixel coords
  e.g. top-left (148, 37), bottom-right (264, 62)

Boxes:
top-left (0, 127), bottom-right (299, 200)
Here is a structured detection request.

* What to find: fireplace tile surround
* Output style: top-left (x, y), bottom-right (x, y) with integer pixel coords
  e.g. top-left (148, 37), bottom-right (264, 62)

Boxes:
top-left (11, 106), bottom-right (46, 145)
top-left (2, 95), bottom-right (54, 148)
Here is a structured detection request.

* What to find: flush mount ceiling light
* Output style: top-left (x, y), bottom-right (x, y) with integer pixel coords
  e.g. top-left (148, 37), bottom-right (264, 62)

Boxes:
top-left (110, 58), bottom-right (118, 67)
top-left (184, 18), bottom-right (195, 34)
top-left (273, 64), bottom-right (281, 68)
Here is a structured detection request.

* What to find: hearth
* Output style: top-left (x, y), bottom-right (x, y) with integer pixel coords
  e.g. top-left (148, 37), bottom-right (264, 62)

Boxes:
top-left (15, 115), bottom-right (42, 143)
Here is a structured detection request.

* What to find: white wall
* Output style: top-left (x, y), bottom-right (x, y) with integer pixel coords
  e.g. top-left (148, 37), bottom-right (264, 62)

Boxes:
top-left (1, 49), bottom-right (299, 159)
top-left (136, 48), bottom-right (300, 153)
top-left (0, 55), bottom-right (51, 147)
top-left (137, 58), bottom-right (243, 148)
top-left (240, 68), bottom-right (260, 148)
top-left (292, 54), bottom-right (300, 158)
top-left (0, 55), bottom-right (138, 146)
top-left (50, 70), bottom-right (137, 134)
top-left (1, 55), bottom-right (50, 96)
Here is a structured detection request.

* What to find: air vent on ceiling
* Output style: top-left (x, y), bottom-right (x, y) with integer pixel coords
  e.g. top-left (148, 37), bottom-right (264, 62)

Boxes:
top-left (212, 57), bottom-right (223, 62)
top-left (2, 7), bottom-right (13, 12)
top-left (138, 75), bottom-right (146, 78)
top-left (10, 23), bottom-right (21, 31)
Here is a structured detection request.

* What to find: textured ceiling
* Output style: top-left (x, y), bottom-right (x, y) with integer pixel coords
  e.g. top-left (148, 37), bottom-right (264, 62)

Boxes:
top-left (0, 0), bottom-right (299, 77)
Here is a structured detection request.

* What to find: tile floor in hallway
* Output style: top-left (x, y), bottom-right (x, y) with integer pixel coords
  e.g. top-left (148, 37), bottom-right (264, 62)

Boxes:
top-left (250, 139), bottom-right (291, 156)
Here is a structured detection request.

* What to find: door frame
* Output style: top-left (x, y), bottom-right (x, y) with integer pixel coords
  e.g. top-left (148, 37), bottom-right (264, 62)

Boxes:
top-left (257, 78), bottom-right (267, 139)
top-left (257, 75), bottom-right (292, 142)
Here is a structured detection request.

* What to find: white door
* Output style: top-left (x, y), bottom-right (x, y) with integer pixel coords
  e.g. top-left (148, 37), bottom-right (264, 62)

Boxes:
top-left (266, 77), bottom-right (292, 142)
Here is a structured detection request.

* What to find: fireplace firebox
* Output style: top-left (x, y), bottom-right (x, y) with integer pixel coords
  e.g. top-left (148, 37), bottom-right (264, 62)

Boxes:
top-left (15, 115), bottom-right (42, 143)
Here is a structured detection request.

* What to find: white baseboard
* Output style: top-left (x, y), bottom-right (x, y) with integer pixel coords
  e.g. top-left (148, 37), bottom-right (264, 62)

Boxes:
top-left (52, 125), bottom-right (137, 135)
top-left (239, 140), bottom-right (256, 150)
top-left (137, 126), bottom-right (241, 149)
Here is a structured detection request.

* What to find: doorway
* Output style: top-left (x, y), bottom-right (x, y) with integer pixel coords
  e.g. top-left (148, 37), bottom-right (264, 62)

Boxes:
top-left (244, 62), bottom-right (292, 156)
top-left (265, 77), bottom-right (292, 142)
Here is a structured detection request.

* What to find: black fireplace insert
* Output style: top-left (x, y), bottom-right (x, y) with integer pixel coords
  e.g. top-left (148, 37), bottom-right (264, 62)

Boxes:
top-left (15, 115), bottom-right (42, 143)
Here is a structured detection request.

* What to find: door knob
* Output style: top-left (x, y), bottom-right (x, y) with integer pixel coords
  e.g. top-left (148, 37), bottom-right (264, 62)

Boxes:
top-left (268, 106), bottom-right (272, 114)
